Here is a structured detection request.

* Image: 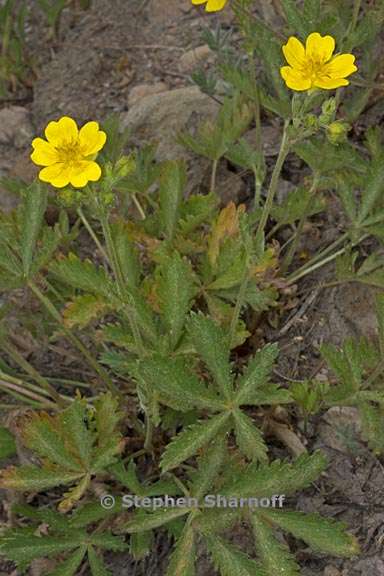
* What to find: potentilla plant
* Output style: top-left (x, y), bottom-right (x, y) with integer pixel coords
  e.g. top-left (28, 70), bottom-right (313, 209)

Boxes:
top-left (0, 0), bottom-right (383, 574)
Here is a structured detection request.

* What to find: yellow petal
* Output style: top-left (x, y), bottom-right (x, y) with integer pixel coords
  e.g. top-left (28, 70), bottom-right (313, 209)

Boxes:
top-left (323, 54), bottom-right (357, 79)
top-left (306, 32), bottom-right (335, 64)
top-left (313, 77), bottom-right (349, 90)
top-left (39, 163), bottom-right (70, 188)
top-left (280, 66), bottom-right (311, 91)
top-left (31, 138), bottom-right (60, 166)
top-left (206, 0), bottom-right (227, 10)
top-left (70, 161), bottom-right (102, 188)
top-left (191, 0), bottom-right (207, 3)
top-left (45, 116), bottom-right (79, 146)
top-left (79, 121), bottom-right (107, 156)
top-left (282, 37), bottom-right (306, 69)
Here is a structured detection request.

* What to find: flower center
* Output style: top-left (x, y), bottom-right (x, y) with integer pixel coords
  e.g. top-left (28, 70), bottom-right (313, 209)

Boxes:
top-left (306, 57), bottom-right (326, 80)
top-left (56, 141), bottom-right (84, 165)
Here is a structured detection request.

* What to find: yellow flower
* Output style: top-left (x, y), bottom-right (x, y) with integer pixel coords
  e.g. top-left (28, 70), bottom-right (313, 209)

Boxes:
top-left (31, 116), bottom-right (107, 188)
top-left (280, 32), bottom-right (357, 91)
top-left (192, 0), bottom-right (227, 12)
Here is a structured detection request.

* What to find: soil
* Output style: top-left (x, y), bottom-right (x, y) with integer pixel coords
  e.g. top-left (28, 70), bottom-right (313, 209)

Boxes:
top-left (0, 1), bottom-right (383, 575)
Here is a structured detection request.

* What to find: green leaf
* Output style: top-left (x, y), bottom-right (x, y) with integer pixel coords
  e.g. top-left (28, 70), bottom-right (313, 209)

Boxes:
top-left (221, 451), bottom-right (327, 498)
top-left (87, 533), bottom-right (128, 552)
top-left (19, 410), bottom-right (85, 472)
top-left (121, 507), bottom-right (189, 533)
top-left (111, 220), bottom-right (140, 289)
top-left (188, 313), bottom-right (233, 400)
top-left (357, 156), bottom-right (384, 224)
top-left (271, 186), bottom-right (324, 226)
top-left (88, 546), bottom-right (112, 576)
top-left (136, 356), bottom-right (222, 412)
top-left (235, 344), bottom-right (279, 406)
top-left (0, 465), bottom-right (83, 491)
top-left (159, 160), bottom-right (186, 241)
top-left (281, 0), bottom-right (309, 37)
top-left (130, 530), bottom-right (153, 560)
top-left (59, 400), bottom-right (93, 469)
top-left (192, 435), bottom-right (226, 499)
top-left (50, 253), bottom-right (114, 299)
top-left (0, 426), bottom-right (16, 459)
top-left (47, 546), bottom-right (87, 576)
top-left (233, 410), bottom-right (268, 462)
top-left (0, 531), bottom-right (84, 566)
top-left (20, 182), bottom-right (48, 277)
top-left (206, 535), bottom-right (264, 576)
top-left (166, 524), bottom-right (195, 576)
top-left (251, 513), bottom-right (300, 576)
top-left (161, 413), bottom-right (231, 472)
top-left (259, 509), bottom-right (360, 558)
top-left (157, 252), bottom-right (197, 349)
top-left (63, 294), bottom-right (109, 328)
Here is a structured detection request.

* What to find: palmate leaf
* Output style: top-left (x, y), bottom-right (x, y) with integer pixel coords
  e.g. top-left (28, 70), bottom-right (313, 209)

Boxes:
top-left (0, 530), bottom-right (86, 568)
top-left (88, 546), bottom-right (112, 576)
top-left (178, 192), bottom-right (217, 235)
top-left (166, 524), bottom-right (195, 576)
top-left (63, 294), bottom-right (109, 328)
top-left (0, 466), bottom-right (83, 491)
top-left (221, 451), bottom-right (327, 499)
top-left (233, 410), bottom-right (268, 462)
top-left (258, 509), bottom-right (360, 558)
top-left (159, 160), bottom-right (186, 241)
top-left (187, 313), bottom-right (233, 400)
top-left (49, 253), bottom-right (114, 299)
top-left (20, 181), bottom-right (48, 277)
top-left (47, 546), bottom-right (87, 576)
top-left (157, 252), bottom-right (197, 349)
top-left (111, 219), bottom-right (140, 289)
top-left (161, 412), bottom-right (231, 472)
top-left (135, 356), bottom-right (223, 412)
top-left (17, 410), bottom-right (84, 471)
top-left (206, 535), bottom-right (265, 576)
top-left (235, 344), bottom-right (279, 406)
top-left (121, 507), bottom-right (189, 533)
top-left (281, 0), bottom-right (311, 38)
top-left (0, 426), bottom-right (16, 459)
top-left (251, 514), bottom-right (300, 576)
top-left (0, 395), bottom-right (123, 507)
top-left (191, 435), bottom-right (226, 499)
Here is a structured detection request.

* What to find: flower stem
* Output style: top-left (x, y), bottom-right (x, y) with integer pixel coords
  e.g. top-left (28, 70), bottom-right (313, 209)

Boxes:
top-left (210, 158), bottom-right (218, 195)
top-left (77, 207), bottom-right (109, 262)
top-left (286, 232), bottom-right (368, 286)
top-left (229, 266), bottom-right (249, 349)
top-left (281, 172), bottom-right (320, 273)
top-left (1, 340), bottom-right (65, 406)
top-left (27, 279), bottom-right (118, 394)
top-left (255, 119), bottom-right (291, 248)
top-left (98, 209), bottom-right (146, 357)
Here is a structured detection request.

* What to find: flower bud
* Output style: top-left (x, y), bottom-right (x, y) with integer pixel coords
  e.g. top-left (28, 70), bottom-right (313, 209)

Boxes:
top-left (326, 121), bottom-right (350, 144)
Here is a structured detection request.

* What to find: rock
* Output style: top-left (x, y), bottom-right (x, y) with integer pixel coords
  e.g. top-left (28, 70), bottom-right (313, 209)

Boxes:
top-left (121, 86), bottom-right (220, 193)
top-left (128, 82), bottom-right (169, 107)
top-left (324, 566), bottom-right (341, 576)
top-left (0, 106), bottom-right (34, 148)
top-left (318, 407), bottom-right (362, 453)
top-left (179, 44), bottom-right (213, 73)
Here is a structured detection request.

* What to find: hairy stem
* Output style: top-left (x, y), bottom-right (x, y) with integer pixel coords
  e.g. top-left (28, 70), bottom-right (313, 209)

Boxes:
top-left (281, 173), bottom-right (320, 272)
top-left (255, 120), bottom-right (291, 248)
top-left (99, 209), bottom-right (146, 357)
